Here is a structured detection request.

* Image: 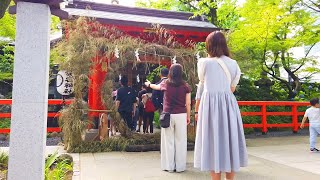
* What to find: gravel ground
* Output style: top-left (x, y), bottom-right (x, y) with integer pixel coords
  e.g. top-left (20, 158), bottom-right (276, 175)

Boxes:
top-left (245, 128), bottom-right (310, 139)
top-left (0, 137), bottom-right (62, 147)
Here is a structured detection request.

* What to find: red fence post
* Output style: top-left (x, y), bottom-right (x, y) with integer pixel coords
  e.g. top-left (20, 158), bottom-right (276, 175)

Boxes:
top-left (292, 105), bottom-right (298, 133)
top-left (262, 104), bottom-right (267, 134)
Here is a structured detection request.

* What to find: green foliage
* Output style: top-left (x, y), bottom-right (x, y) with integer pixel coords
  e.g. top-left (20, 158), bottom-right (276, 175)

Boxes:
top-left (51, 16), bottom-right (61, 32)
top-left (0, 0), bottom-right (14, 39)
top-left (0, 119), bottom-right (10, 129)
top-left (45, 152), bottom-right (59, 179)
top-left (146, 65), bottom-right (166, 83)
top-left (0, 1), bottom-right (61, 40)
top-left (136, 0), bottom-right (239, 29)
top-left (235, 78), bottom-right (260, 101)
top-left (0, 43), bottom-right (14, 81)
top-left (135, 0), bottom-right (182, 10)
top-left (230, 0), bottom-right (320, 99)
top-left (0, 151), bottom-right (8, 170)
top-left (154, 111), bottom-right (160, 128)
top-left (0, 44), bottom-right (14, 72)
top-left (45, 152), bottom-right (73, 180)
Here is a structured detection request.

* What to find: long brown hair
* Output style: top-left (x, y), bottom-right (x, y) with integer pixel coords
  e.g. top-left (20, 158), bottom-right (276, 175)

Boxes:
top-left (206, 31), bottom-right (230, 58)
top-left (166, 63), bottom-right (185, 87)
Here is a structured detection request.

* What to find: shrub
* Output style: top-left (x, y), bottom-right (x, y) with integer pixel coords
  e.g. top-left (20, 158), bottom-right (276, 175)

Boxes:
top-left (0, 151), bottom-right (8, 171)
top-left (154, 111), bottom-right (160, 129)
top-left (45, 151), bottom-right (73, 180)
top-left (0, 118), bottom-right (10, 129)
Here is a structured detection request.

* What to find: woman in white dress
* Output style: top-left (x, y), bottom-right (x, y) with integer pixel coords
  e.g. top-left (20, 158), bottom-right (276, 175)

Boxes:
top-left (194, 31), bottom-right (248, 180)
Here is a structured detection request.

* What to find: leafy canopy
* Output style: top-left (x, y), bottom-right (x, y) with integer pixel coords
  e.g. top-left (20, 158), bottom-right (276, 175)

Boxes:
top-left (230, 0), bottom-right (320, 98)
top-left (135, 0), bottom-right (240, 29)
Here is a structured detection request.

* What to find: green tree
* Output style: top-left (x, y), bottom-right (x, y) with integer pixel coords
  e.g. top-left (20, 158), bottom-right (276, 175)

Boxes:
top-left (230, 0), bottom-right (320, 99)
top-left (0, 0), bottom-right (60, 39)
top-left (0, 0), bottom-right (10, 19)
top-left (135, 0), bottom-right (182, 10)
top-left (135, 0), bottom-right (239, 29)
top-left (0, 43), bottom-right (14, 81)
top-left (0, 0), bottom-right (15, 39)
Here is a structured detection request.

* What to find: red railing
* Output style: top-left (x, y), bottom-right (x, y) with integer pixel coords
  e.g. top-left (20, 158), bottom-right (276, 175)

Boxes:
top-left (0, 100), bottom-right (310, 134)
top-left (239, 101), bottom-right (309, 134)
top-left (0, 99), bottom-right (72, 133)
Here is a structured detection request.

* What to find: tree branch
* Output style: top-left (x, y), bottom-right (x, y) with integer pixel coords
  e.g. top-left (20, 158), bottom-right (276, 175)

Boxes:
top-left (300, 72), bottom-right (318, 80)
top-left (302, 0), bottom-right (320, 12)
top-left (292, 43), bottom-right (317, 73)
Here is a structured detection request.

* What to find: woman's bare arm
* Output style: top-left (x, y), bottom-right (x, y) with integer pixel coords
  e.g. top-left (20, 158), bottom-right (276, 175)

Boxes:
top-left (186, 93), bottom-right (191, 125)
top-left (231, 86), bottom-right (236, 93)
top-left (145, 81), bottom-right (161, 90)
top-left (195, 99), bottom-right (200, 121)
top-left (150, 83), bottom-right (161, 90)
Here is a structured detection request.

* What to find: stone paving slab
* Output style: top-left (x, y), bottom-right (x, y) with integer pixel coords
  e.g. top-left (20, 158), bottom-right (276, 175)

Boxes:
top-left (80, 152), bottom-right (320, 180)
top-left (246, 136), bottom-right (320, 176)
top-left (1, 136), bottom-right (319, 179)
top-left (79, 136), bottom-right (320, 180)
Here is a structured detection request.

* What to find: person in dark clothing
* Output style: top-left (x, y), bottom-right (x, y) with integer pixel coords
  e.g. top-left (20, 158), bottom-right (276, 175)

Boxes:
top-left (115, 76), bottom-right (137, 131)
top-left (137, 85), bottom-right (147, 132)
top-left (152, 68), bottom-right (169, 111)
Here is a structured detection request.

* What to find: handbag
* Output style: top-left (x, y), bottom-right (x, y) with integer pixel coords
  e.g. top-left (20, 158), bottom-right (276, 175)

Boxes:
top-left (160, 86), bottom-right (179, 128)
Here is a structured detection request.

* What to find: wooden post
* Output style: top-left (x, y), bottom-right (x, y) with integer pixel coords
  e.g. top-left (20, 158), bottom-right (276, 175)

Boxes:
top-left (261, 104), bottom-right (268, 134)
top-left (292, 105), bottom-right (298, 133)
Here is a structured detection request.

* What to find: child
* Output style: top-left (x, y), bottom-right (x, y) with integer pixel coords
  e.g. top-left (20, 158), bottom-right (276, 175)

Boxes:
top-left (300, 98), bottom-right (320, 152)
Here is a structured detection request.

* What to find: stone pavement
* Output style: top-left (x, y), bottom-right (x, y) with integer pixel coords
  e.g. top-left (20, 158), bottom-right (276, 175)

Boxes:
top-left (78, 136), bottom-right (320, 180)
top-left (1, 136), bottom-right (319, 180)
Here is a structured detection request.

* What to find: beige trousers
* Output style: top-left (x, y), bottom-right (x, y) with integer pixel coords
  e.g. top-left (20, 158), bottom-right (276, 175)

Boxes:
top-left (161, 113), bottom-right (187, 172)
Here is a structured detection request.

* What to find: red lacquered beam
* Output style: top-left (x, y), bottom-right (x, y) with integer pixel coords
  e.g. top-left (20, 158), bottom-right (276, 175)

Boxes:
top-left (0, 128), bottom-right (61, 134)
top-left (0, 113), bottom-right (62, 118)
top-left (267, 123), bottom-right (292, 128)
top-left (0, 99), bottom-right (12, 105)
top-left (0, 128), bottom-right (10, 133)
top-left (48, 99), bottom-right (73, 105)
top-left (241, 112), bottom-right (262, 116)
top-left (48, 113), bottom-right (60, 118)
top-left (238, 101), bottom-right (309, 106)
top-left (266, 112), bottom-right (292, 116)
top-left (243, 124), bottom-right (263, 128)
top-left (0, 113), bottom-right (11, 118)
top-left (47, 127), bottom-right (61, 132)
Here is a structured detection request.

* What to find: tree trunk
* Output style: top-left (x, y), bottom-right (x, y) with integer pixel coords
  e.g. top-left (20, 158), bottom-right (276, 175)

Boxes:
top-left (0, 0), bottom-right (11, 19)
top-left (210, 8), bottom-right (217, 25)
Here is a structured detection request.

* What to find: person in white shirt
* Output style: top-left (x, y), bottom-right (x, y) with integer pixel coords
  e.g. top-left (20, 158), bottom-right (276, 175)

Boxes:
top-left (300, 98), bottom-right (320, 152)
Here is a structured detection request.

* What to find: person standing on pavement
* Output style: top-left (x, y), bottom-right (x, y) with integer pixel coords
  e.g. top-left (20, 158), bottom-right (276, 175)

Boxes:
top-left (300, 98), bottom-right (320, 152)
top-left (152, 68), bottom-right (169, 112)
top-left (145, 64), bottom-right (191, 173)
top-left (115, 76), bottom-right (137, 131)
top-left (142, 88), bottom-right (156, 133)
top-left (194, 31), bottom-right (248, 180)
top-left (137, 85), bottom-right (148, 132)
